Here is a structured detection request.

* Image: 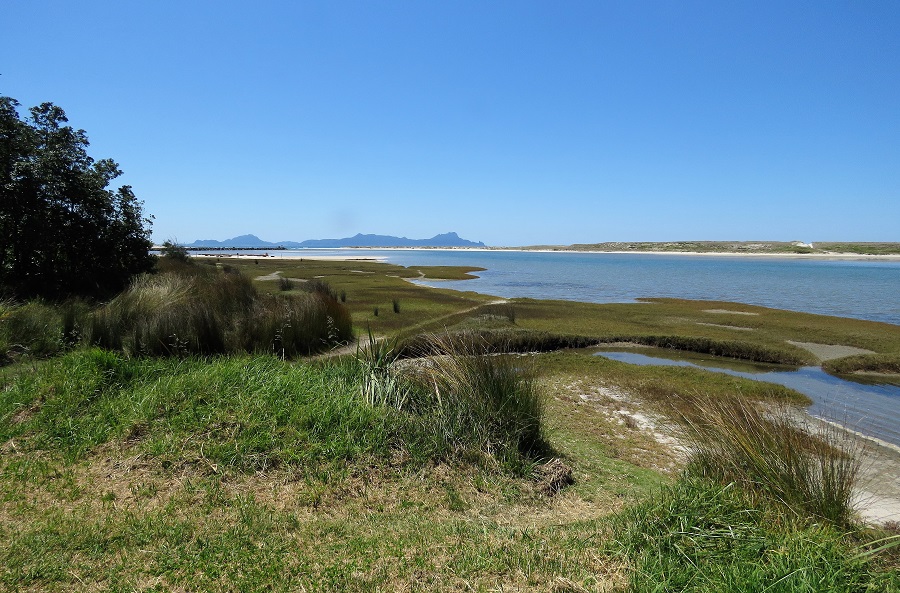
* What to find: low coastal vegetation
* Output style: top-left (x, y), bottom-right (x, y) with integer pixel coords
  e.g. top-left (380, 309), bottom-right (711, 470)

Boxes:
top-left (824, 352), bottom-right (900, 376)
top-left (1, 255), bottom-right (899, 590)
top-left (546, 240), bottom-right (900, 256)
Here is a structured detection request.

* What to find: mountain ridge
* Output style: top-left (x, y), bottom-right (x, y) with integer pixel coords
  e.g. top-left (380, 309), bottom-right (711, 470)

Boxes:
top-left (187, 232), bottom-right (485, 248)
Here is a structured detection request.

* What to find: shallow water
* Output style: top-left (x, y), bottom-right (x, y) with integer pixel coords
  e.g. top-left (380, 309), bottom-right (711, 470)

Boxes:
top-left (264, 249), bottom-right (900, 325)
top-left (594, 349), bottom-right (900, 447)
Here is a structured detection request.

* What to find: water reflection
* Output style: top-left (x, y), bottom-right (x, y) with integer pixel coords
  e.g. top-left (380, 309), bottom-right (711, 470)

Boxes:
top-left (594, 348), bottom-right (900, 448)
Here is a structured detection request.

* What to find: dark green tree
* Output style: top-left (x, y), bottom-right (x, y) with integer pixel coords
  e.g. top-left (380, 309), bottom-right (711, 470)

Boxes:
top-left (0, 96), bottom-right (155, 299)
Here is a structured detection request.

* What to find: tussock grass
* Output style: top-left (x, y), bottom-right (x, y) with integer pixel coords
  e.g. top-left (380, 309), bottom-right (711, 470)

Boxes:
top-left (0, 300), bottom-right (64, 358)
top-left (0, 299), bottom-right (92, 361)
top-left (89, 267), bottom-right (351, 357)
top-left (608, 478), bottom-right (898, 592)
top-left (278, 276), bottom-right (295, 291)
top-left (480, 302), bottom-right (516, 323)
top-left (357, 331), bottom-right (550, 468)
top-left (405, 333), bottom-right (548, 465)
top-left (672, 395), bottom-right (861, 527)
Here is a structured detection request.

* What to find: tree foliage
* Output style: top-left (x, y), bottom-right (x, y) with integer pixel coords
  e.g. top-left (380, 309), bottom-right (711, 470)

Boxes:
top-left (0, 96), bottom-right (155, 300)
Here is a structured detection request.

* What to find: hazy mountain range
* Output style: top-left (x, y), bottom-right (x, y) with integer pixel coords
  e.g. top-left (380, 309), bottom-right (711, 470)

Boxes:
top-left (186, 232), bottom-right (485, 248)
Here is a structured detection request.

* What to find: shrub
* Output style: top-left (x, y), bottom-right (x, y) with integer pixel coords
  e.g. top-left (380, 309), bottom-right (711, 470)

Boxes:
top-left (392, 299), bottom-right (400, 314)
top-left (160, 240), bottom-right (191, 263)
top-left (278, 276), bottom-right (295, 291)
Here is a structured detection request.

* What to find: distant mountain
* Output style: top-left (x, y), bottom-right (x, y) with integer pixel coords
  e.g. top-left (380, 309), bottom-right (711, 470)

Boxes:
top-left (188, 234), bottom-right (278, 248)
top-left (296, 232), bottom-right (485, 248)
top-left (186, 232), bottom-right (485, 248)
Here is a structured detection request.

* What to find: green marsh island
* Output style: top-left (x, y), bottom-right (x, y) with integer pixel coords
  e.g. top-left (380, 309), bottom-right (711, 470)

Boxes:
top-left (2, 251), bottom-right (900, 592)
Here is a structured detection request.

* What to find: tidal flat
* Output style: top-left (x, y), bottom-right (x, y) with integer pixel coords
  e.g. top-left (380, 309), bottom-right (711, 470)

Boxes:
top-left (1, 255), bottom-right (898, 590)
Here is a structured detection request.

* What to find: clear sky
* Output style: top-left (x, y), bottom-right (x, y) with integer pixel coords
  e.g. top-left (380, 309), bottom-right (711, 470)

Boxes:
top-left (3, 1), bottom-right (898, 246)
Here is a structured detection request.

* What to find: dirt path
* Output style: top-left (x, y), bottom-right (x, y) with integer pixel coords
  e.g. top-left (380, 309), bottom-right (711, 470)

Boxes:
top-left (312, 299), bottom-right (510, 361)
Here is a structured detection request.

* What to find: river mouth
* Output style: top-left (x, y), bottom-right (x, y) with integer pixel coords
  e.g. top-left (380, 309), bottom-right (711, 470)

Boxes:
top-left (593, 347), bottom-right (900, 449)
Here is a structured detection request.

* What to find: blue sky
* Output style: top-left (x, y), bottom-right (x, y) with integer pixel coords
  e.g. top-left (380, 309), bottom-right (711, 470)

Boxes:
top-left (3, 1), bottom-right (898, 246)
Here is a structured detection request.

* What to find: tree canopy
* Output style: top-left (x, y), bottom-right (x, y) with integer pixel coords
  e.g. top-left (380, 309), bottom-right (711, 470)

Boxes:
top-left (0, 96), bottom-right (155, 300)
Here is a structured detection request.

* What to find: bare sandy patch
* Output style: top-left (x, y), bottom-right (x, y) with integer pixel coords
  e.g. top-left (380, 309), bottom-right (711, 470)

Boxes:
top-left (786, 340), bottom-right (874, 362)
top-left (703, 308), bottom-right (760, 316)
top-left (255, 270), bottom-right (282, 281)
top-left (696, 322), bottom-right (754, 331)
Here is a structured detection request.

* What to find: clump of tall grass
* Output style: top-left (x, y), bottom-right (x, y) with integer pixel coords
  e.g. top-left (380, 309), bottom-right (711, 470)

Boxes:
top-left (415, 334), bottom-right (547, 464)
top-left (239, 292), bottom-right (353, 358)
top-left (89, 268), bottom-right (351, 357)
top-left (300, 279), bottom-right (338, 300)
top-left (362, 332), bottom-right (548, 467)
top-left (278, 276), bottom-right (295, 291)
top-left (356, 330), bottom-right (411, 410)
top-left (0, 299), bottom-right (91, 360)
top-left (480, 302), bottom-right (516, 323)
top-left (608, 477), bottom-right (895, 592)
top-left (0, 300), bottom-right (63, 358)
top-left (673, 395), bottom-right (861, 527)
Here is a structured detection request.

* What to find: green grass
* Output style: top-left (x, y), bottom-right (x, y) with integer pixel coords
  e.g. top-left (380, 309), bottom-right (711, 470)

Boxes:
top-left (88, 265), bottom-right (352, 357)
top-left (675, 395), bottom-right (861, 527)
top-left (218, 258), bottom-right (494, 336)
top-left (0, 347), bottom-right (656, 591)
top-left (824, 353), bottom-right (900, 376)
top-left (607, 477), bottom-right (900, 592)
top-left (3, 255), bottom-right (900, 590)
top-left (508, 297), bottom-right (900, 363)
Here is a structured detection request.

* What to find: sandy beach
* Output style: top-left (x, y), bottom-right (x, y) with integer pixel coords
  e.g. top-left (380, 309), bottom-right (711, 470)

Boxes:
top-left (187, 246), bottom-right (900, 262)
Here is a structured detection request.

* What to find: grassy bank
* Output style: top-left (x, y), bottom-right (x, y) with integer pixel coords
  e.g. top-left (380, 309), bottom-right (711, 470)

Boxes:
top-left (2, 255), bottom-right (899, 590)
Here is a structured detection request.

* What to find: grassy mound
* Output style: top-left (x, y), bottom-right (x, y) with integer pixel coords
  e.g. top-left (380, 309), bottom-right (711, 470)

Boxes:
top-left (1, 345), bottom-right (549, 473)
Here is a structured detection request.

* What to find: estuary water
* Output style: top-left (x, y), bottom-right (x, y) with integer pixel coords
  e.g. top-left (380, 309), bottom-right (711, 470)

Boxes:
top-left (247, 248), bottom-right (900, 443)
top-left (271, 249), bottom-right (900, 326)
top-left (595, 350), bottom-right (900, 448)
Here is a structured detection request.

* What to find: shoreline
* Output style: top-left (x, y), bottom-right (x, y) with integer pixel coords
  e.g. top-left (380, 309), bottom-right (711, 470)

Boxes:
top-left (187, 247), bottom-right (900, 262)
